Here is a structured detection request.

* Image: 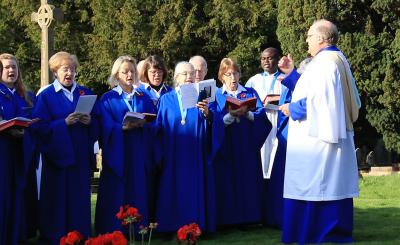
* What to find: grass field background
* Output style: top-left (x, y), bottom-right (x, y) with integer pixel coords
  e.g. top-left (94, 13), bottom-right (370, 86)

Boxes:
top-left (90, 174), bottom-right (400, 244)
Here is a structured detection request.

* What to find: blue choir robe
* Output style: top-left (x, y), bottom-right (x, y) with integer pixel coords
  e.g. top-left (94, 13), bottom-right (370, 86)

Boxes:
top-left (95, 86), bottom-right (156, 236)
top-left (31, 82), bottom-right (98, 243)
top-left (0, 85), bottom-right (37, 244)
top-left (0, 83), bottom-right (22, 245)
top-left (154, 90), bottom-right (215, 233)
top-left (209, 86), bottom-right (271, 226)
top-left (9, 90), bottom-right (38, 244)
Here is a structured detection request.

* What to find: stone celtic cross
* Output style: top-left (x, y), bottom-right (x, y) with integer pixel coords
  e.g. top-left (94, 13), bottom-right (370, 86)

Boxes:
top-left (31, 0), bottom-right (63, 87)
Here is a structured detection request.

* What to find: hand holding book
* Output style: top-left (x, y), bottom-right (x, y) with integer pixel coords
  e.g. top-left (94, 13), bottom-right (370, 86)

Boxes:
top-left (122, 112), bottom-right (156, 130)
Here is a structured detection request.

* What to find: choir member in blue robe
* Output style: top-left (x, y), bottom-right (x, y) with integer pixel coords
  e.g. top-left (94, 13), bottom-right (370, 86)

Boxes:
top-left (31, 52), bottom-right (98, 244)
top-left (208, 58), bottom-right (271, 226)
top-left (154, 61), bottom-right (215, 233)
top-left (0, 53), bottom-right (37, 244)
top-left (279, 20), bottom-right (360, 244)
top-left (95, 56), bottom-right (156, 236)
top-left (139, 55), bottom-right (172, 106)
top-left (137, 55), bottom-right (172, 223)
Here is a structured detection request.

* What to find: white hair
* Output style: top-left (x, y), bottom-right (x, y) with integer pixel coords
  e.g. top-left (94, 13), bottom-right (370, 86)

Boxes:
top-left (173, 61), bottom-right (194, 87)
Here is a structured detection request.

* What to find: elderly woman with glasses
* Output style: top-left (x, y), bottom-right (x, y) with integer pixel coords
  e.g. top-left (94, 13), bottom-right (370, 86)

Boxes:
top-left (209, 58), bottom-right (271, 227)
top-left (30, 51), bottom-right (99, 243)
top-left (95, 55), bottom-right (156, 236)
top-left (154, 61), bottom-right (215, 234)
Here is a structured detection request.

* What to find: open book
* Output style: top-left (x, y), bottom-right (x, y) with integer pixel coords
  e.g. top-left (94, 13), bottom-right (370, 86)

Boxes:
top-left (225, 96), bottom-right (257, 110)
top-left (0, 117), bottom-right (39, 132)
top-left (180, 79), bottom-right (216, 109)
top-left (122, 112), bottom-right (156, 125)
top-left (263, 94), bottom-right (280, 105)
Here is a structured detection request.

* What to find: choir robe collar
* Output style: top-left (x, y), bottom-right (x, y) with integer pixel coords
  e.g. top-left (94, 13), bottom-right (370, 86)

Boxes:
top-left (141, 82), bottom-right (169, 98)
top-left (0, 83), bottom-right (13, 99)
top-left (7, 87), bottom-right (16, 94)
top-left (53, 79), bottom-right (77, 102)
top-left (216, 84), bottom-right (248, 110)
top-left (112, 84), bottom-right (143, 100)
top-left (262, 70), bottom-right (280, 77)
top-left (221, 83), bottom-right (247, 97)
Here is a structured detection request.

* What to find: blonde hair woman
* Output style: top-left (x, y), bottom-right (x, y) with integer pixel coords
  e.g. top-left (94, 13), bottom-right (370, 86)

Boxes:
top-left (30, 51), bottom-right (98, 243)
top-left (95, 55), bottom-right (156, 236)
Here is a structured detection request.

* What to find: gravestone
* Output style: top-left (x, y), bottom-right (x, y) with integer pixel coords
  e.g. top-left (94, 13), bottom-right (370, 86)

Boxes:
top-left (31, 0), bottom-right (63, 87)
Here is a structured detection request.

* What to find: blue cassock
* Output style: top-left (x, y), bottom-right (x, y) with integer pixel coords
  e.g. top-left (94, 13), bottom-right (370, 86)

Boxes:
top-left (154, 90), bottom-right (215, 233)
top-left (95, 87), bottom-right (156, 235)
top-left (209, 87), bottom-right (271, 226)
top-left (31, 83), bottom-right (98, 243)
top-left (264, 73), bottom-right (297, 228)
top-left (0, 84), bottom-right (36, 244)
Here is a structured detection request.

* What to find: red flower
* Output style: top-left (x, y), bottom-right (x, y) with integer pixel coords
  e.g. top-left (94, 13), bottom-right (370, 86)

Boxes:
top-left (177, 223), bottom-right (202, 244)
top-left (239, 93), bottom-right (246, 99)
top-left (111, 231), bottom-right (127, 245)
top-left (84, 231), bottom-right (127, 245)
top-left (116, 205), bottom-right (142, 225)
top-left (60, 230), bottom-right (84, 245)
top-left (79, 90), bottom-right (85, 96)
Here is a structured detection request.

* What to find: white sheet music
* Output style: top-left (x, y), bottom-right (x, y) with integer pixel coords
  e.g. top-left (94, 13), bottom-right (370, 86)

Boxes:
top-left (180, 79), bottom-right (216, 109)
top-left (75, 95), bottom-right (97, 114)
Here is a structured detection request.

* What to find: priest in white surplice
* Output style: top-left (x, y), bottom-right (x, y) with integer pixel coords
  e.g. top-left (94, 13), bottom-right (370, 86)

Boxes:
top-left (278, 19), bottom-right (361, 244)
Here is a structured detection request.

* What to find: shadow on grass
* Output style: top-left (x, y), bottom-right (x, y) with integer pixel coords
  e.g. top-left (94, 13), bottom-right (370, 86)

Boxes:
top-left (354, 207), bottom-right (400, 244)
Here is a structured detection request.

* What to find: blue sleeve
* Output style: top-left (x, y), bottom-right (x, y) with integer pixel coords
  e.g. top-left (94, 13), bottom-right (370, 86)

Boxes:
top-left (281, 69), bottom-right (300, 92)
top-left (289, 98), bottom-right (307, 121)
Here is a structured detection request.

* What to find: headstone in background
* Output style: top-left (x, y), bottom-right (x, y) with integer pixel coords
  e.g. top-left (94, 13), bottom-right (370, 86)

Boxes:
top-left (366, 151), bottom-right (375, 166)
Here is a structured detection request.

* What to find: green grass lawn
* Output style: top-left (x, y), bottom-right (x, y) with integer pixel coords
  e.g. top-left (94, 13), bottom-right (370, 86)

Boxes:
top-left (90, 174), bottom-right (400, 244)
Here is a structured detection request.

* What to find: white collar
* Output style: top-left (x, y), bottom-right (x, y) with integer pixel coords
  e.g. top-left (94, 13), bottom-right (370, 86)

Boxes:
top-left (113, 85), bottom-right (139, 102)
top-left (53, 79), bottom-right (77, 93)
top-left (142, 82), bottom-right (167, 92)
top-left (263, 70), bottom-right (279, 76)
top-left (221, 83), bottom-right (247, 95)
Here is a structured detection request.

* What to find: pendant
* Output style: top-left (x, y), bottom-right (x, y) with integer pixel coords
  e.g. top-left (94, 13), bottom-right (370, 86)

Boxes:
top-left (181, 119), bottom-right (186, 125)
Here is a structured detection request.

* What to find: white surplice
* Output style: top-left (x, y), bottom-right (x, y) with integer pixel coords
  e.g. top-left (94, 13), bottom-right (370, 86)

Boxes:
top-left (246, 71), bottom-right (286, 178)
top-left (283, 50), bottom-right (359, 201)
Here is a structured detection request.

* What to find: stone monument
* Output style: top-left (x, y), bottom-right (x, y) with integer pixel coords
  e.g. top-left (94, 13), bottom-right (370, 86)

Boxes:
top-left (31, 0), bottom-right (63, 87)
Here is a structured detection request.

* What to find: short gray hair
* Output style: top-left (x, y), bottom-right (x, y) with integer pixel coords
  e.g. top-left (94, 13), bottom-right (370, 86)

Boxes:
top-left (189, 55), bottom-right (207, 69)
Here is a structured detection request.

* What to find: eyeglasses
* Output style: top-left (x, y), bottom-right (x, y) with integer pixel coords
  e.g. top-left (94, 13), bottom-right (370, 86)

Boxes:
top-left (177, 71), bottom-right (195, 76)
top-left (59, 66), bottom-right (76, 73)
top-left (223, 72), bottom-right (239, 77)
top-left (148, 69), bottom-right (163, 75)
top-left (119, 70), bottom-right (135, 75)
